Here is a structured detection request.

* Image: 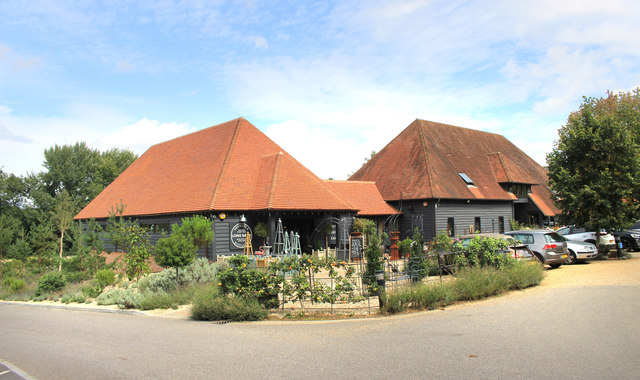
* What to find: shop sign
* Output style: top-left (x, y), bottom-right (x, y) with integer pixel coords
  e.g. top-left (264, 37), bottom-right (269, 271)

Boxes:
top-left (230, 222), bottom-right (252, 249)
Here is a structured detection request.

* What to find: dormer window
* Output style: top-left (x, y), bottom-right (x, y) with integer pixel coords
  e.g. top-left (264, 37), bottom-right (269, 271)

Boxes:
top-left (458, 172), bottom-right (474, 185)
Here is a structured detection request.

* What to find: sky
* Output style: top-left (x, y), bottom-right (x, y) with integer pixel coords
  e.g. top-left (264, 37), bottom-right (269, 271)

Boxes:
top-left (1, 0), bottom-right (639, 180)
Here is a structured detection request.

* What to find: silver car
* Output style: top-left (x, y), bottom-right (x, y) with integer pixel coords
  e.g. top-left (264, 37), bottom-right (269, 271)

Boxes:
top-left (505, 230), bottom-right (569, 268)
top-left (563, 239), bottom-right (598, 264)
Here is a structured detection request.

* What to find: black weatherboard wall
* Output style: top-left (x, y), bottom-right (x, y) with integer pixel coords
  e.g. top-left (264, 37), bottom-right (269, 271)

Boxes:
top-left (435, 200), bottom-right (513, 236)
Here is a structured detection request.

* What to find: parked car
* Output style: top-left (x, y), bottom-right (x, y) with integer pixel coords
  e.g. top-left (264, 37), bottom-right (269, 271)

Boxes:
top-left (504, 230), bottom-right (569, 268)
top-left (562, 239), bottom-right (598, 264)
top-left (613, 221), bottom-right (640, 252)
top-left (457, 233), bottom-right (535, 261)
top-left (555, 226), bottom-right (616, 253)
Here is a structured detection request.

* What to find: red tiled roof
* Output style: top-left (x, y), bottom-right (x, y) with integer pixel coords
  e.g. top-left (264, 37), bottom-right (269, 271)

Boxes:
top-left (349, 119), bottom-right (559, 215)
top-left (324, 180), bottom-right (398, 216)
top-left (75, 118), bottom-right (356, 219)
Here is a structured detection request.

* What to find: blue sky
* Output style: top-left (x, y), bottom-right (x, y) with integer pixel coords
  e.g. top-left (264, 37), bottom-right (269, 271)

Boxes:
top-left (1, 0), bottom-right (639, 179)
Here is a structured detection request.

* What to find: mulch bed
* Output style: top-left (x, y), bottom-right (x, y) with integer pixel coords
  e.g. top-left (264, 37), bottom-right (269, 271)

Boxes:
top-left (99, 251), bottom-right (164, 273)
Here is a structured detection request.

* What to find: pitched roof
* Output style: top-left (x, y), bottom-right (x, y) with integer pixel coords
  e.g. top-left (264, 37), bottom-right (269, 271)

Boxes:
top-left (349, 119), bottom-right (559, 215)
top-left (324, 180), bottom-right (398, 216)
top-left (75, 118), bottom-right (356, 219)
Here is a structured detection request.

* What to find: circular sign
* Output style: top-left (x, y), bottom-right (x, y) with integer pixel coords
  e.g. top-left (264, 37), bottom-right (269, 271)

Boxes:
top-left (230, 223), bottom-right (252, 249)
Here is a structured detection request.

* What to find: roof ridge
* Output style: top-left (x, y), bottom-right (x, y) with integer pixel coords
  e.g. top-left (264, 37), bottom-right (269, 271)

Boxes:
top-left (209, 118), bottom-right (242, 209)
top-left (267, 152), bottom-right (283, 208)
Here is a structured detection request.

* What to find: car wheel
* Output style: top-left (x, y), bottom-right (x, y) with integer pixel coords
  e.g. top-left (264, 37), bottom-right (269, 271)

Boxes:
top-left (622, 238), bottom-right (631, 251)
top-left (534, 253), bottom-right (544, 265)
top-left (566, 250), bottom-right (577, 264)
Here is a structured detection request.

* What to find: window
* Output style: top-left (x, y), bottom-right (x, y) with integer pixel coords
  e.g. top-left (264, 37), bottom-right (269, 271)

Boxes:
top-left (508, 184), bottom-right (530, 198)
top-left (498, 216), bottom-right (505, 234)
top-left (512, 234), bottom-right (534, 244)
top-left (458, 172), bottom-right (474, 185)
top-left (474, 217), bottom-right (481, 233)
top-left (141, 223), bottom-right (170, 234)
top-left (447, 217), bottom-right (455, 236)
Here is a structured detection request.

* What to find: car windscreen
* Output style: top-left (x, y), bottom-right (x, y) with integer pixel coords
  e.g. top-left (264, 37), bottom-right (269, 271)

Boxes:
top-left (544, 232), bottom-right (564, 243)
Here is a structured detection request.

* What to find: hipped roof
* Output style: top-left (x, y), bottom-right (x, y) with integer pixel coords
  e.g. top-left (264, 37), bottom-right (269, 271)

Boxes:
top-left (324, 180), bottom-right (398, 216)
top-left (349, 119), bottom-right (559, 215)
top-left (75, 118), bottom-right (356, 219)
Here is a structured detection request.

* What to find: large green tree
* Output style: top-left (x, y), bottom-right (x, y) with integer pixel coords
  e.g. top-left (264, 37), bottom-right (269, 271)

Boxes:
top-left (40, 142), bottom-right (137, 209)
top-left (546, 90), bottom-right (640, 241)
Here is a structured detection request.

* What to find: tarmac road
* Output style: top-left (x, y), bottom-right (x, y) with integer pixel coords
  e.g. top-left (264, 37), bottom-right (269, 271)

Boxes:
top-left (2, 257), bottom-right (640, 379)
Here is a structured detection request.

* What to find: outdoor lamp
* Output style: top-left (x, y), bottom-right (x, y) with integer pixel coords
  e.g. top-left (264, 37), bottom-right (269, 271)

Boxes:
top-left (240, 214), bottom-right (247, 223)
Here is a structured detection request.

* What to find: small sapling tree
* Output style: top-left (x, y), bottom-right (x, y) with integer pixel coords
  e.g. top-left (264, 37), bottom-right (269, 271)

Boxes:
top-left (154, 234), bottom-right (197, 283)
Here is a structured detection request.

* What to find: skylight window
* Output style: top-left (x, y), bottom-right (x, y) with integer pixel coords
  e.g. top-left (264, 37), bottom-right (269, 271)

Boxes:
top-left (458, 172), bottom-right (474, 185)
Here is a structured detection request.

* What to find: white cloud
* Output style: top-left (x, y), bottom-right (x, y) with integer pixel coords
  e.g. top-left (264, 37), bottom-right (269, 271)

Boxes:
top-left (0, 102), bottom-right (194, 175)
top-left (96, 118), bottom-right (193, 153)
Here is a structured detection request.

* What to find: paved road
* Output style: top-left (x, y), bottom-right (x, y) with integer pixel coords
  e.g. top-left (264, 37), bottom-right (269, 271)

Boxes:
top-left (2, 282), bottom-right (639, 379)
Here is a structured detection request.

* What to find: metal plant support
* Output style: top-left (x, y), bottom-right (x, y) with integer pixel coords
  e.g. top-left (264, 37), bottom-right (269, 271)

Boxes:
top-left (274, 218), bottom-right (284, 256)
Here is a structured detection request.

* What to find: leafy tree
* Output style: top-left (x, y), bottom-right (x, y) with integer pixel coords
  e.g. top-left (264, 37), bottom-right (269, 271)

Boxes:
top-left (41, 142), bottom-right (137, 208)
top-left (121, 225), bottom-right (152, 281)
top-left (547, 90), bottom-right (640, 251)
top-left (172, 215), bottom-right (214, 259)
top-left (51, 190), bottom-right (76, 272)
top-left (154, 234), bottom-right (197, 283)
top-left (254, 222), bottom-right (269, 246)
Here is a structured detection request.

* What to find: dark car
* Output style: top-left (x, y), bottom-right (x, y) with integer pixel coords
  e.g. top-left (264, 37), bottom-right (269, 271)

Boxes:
top-left (613, 221), bottom-right (640, 252)
top-left (504, 230), bottom-right (569, 268)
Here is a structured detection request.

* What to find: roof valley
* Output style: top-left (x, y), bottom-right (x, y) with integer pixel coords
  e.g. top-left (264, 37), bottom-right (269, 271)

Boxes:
top-left (267, 153), bottom-right (281, 209)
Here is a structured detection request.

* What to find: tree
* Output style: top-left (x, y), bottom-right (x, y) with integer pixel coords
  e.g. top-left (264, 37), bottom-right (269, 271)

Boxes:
top-left (0, 214), bottom-right (21, 274)
top-left (121, 225), bottom-right (152, 281)
top-left (29, 220), bottom-right (57, 270)
top-left (51, 190), bottom-right (76, 271)
top-left (172, 215), bottom-right (214, 259)
top-left (83, 218), bottom-right (105, 273)
top-left (254, 222), bottom-right (269, 246)
top-left (154, 234), bottom-right (197, 283)
top-left (105, 201), bottom-right (132, 252)
top-left (547, 90), bottom-right (640, 256)
top-left (41, 142), bottom-right (137, 208)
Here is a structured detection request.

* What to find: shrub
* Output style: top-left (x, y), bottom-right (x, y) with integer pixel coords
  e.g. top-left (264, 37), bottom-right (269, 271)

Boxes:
top-left (452, 266), bottom-right (510, 300)
top-left (218, 255), bottom-right (279, 308)
top-left (135, 287), bottom-right (196, 310)
top-left (96, 288), bottom-right (126, 306)
top-left (81, 282), bottom-right (103, 298)
top-left (2, 277), bottom-right (26, 291)
top-left (382, 281), bottom-right (456, 314)
top-left (61, 294), bottom-right (72, 304)
top-left (64, 270), bottom-right (92, 284)
top-left (96, 269), bottom-right (116, 287)
top-left (505, 260), bottom-right (544, 289)
top-left (36, 272), bottom-right (67, 296)
top-left (72, 292), bottom-right (87, 303)
top-left (191, 285), bottom-right (267, 321)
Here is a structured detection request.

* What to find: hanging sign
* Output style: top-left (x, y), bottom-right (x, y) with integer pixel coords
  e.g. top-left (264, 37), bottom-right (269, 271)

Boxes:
top-left (230, 223), bottom-right (252, 249)
top-left (329, 224), bottom-right (337, 245)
